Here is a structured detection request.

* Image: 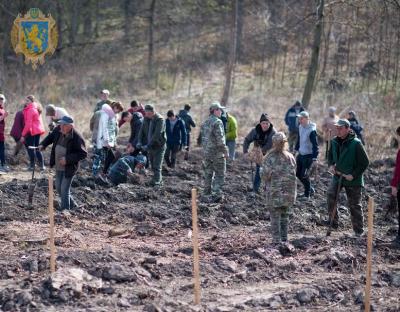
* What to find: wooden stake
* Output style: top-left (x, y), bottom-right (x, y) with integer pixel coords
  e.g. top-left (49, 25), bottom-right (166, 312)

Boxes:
top-left (48, 176), bottom-right (56, 273)
top-left (191, 188), bottom-right (201, 305)
top-left (364, 197), bottom-right (374, 312)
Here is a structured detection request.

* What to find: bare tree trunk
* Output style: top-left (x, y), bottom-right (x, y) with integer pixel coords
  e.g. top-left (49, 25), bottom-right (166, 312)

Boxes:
top-left (221, 0), bottom-right (239, 106)
top-left (236, 0), bottom-right (244, 62)
top-left (320, 11), bottom-right (332, 78)
top-left (56, 0), bottom-right (63, 52)
top-left (83, 0), bottom-right (93, 38)
top-left (280, 45), bottom-right (287, 88)
top-left (69, 0), bottom-right (80, 44)
top-left (148, 0), bottom-right (156, 87)
top-left (94, 0), bottom-right (100, 38)
top-left (302, 0), bottom-right (324, 109)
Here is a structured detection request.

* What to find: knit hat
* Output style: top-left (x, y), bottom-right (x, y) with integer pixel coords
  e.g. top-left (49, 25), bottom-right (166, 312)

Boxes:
top-left (259, 113), bottom-right (270, 123)
top-left (328, 106), bottom-right (336, 113)
top-left (0, 94), bottom-right (5, 102)
top-left (144, 104), bottom-right (155, 112)
top-left (272, 132), bottom-right (288, 143)
top-left (45, 104), bottom-right (56, 116)
top-left (136, 154), bottom-right (147, 165)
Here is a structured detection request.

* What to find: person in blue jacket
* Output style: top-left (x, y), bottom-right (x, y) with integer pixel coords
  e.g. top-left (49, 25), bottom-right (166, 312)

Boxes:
top-left (165, 110), bottom-right (187, 168)
top-left (284, 100), bottom-right (304, 152)
top-left (107, 154), bottom-right (147, 186)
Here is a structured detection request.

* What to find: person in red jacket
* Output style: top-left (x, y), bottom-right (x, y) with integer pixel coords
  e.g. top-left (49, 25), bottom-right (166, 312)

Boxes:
top-left (20, 95), bottom-right (45, 171)
top-left (0, 94), bottom-right (9, 172)
top-left (390, 126), bottom-right (400, 245)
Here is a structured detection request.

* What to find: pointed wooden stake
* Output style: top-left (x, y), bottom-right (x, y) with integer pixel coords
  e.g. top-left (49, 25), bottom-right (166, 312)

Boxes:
top-left (364, 196), bottom-right (374, 312)
top-left (191, 188), bottom-right (201, 305)
top-left (48, 176), bottom-right (56, 273)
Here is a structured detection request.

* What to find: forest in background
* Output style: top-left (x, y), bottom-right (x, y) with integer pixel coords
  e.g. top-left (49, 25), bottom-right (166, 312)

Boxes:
top-left (0, 0), bottom-right (399, 145)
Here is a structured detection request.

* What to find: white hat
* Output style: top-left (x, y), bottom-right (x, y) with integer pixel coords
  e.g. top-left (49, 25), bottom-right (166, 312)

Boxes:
top-left (101, 89), bottom-right (110, 95)
top-left (0, 94), bottom-right (5, 102)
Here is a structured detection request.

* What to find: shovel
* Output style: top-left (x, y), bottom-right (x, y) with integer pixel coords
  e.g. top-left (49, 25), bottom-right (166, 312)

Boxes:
top-left (27, 146), bottom-right (38, 208)
top-left (327, 175), bottom-right (343, 236)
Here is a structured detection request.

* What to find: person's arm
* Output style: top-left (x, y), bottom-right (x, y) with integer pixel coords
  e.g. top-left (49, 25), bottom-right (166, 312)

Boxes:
top-left (99, 113), bottom-right (110, 146)
top-left (391, 150), bottom-right (400, 187)
top-left (189, 115), bottom-right (196, 128)
top-left (180, 120), bottom-right (187, 146)
top-left (213, 121), bottom-right (228, 155)
top-left (284, 109), bottom-right (290, 126)
top-left (39, 127), bottom-right (58, 149)
top-left (136, 121), bottom-right (145, 148)
top-left (243, 129), bottom-right (255, 154)
top-left (21, 110), bottom-right (32, 138)
top-left (65, 133), bottom-right (88, 164)
top-left (310, 130), bottom-right (319, 160)
top-left (351, 142), bottom-right (369, 179)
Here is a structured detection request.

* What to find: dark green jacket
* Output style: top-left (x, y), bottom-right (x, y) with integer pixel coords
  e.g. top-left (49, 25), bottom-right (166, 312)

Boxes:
top-left (137, 112), bottom-right (166, 151)
top-left (328, 132), bottom-right (369, 186)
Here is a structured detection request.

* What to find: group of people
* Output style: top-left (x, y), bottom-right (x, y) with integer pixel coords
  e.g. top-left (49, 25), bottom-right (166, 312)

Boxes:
top-left (0, 90), bottom-right (398, 246)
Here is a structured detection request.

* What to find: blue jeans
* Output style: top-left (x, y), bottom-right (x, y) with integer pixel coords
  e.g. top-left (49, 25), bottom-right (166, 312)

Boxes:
top-left (0, 141), bottom-right (5, 165)
top-left (226, 140), bottom-right (236, 160)
top-left (25, 134), bottom-right (44, 167)
top-left (253, 164), bottom-right (261, 192)
top-left (55, 171), bottom-right (76, 210)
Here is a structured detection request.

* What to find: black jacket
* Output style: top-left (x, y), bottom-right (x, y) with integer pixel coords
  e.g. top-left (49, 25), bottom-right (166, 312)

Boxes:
top-left (40, 126), bottom-right (88, 178)
top-left (129, 112), bottom-right (144, 147)
top-left (243, 124), bottom-right (276, 155)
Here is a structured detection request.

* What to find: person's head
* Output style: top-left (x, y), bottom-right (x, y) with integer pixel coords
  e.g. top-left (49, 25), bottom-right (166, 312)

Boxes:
top-left (348, 110), bottom-right (356, 119)
top-left (297, 111), bottom-right (310, 126)
top-left (57, 116), bottom-right (74, 135)
top-left (135, 154), bottom-right (147, 170)
top-left (328, 106), bottom-right (336, 118)
top-left (335, 119), bottom-right (351, 139)
top-left (111, 101), bottom-right (124, 114)
top-left (144, 104), bottom-right (155, 118)
top-left (0, 94), bottom-right (5, 108)
top-left (209, 101), bottom-right (225, 118)
top-left (184, 104), bottom-right (191, 111)
top-left (121, 111), bottom-right (132, 122)
top-left (272, 131), bottom-right (288, 152)
top-left (100, 89), bottom-right (110, 101)
top-left (259, 113), bottom-right (271, 132)
top-left (294, 100), bottom-right (302, 109)
top-left (25, 95), bottom-right (35, 104)
top-left (167, 110), bottom-right (176, 121)
top-left (396, 126), bottom-right (400, 137)
top-left (130, 100), bottom-right (139, 109)
top-left (45, 104), bottom-right (56, 117)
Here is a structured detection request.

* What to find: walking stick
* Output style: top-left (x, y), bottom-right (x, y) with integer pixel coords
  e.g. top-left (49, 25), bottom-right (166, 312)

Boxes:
top-left (326, 175), bottom-right (343, 236)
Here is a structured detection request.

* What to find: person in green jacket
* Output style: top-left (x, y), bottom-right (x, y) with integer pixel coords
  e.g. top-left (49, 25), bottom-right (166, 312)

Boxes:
top-left (137, 104), bottom-right (167, 187)
top-left (225, 112), bottom-right (238, 161)
top-left (326, 119), bottom-right (369, 237)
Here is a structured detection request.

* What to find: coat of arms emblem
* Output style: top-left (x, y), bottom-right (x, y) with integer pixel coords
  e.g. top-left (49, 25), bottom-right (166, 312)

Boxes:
top-left (11, 8), bottom-right (58, 70)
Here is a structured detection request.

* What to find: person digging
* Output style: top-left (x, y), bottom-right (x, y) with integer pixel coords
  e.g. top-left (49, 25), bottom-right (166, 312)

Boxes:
top-left (326, 119), bottom-right (369, 237)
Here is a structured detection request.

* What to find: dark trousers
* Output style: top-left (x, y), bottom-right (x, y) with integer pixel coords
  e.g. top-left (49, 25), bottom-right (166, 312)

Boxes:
top-left (296, 154), bottom-right (314, 197)
top-left (186, 133), bottom-right (191, 149)
top-left (164, 144), bottom-right (179, 168)
top-left (0, 141), bottom-right (5, 166)
top-left (25, 134), bottom-right (44, 167)
top-left (327, 179), bottom-right (364, 234)
top-left (103, 148), bottom-right (116, 174)
top-left (398, 188), bottom-right (400, 236)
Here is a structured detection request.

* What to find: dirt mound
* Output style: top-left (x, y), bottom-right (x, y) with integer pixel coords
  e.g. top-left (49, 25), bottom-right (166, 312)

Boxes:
top-left (0, 148), bottom-right (399, 311)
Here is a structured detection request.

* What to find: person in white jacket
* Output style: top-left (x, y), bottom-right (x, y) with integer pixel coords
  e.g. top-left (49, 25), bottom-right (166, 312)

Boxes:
top-left (92, 101), bottom-right (123, 177)
top-left (45, 104), bottom-right (70, 131)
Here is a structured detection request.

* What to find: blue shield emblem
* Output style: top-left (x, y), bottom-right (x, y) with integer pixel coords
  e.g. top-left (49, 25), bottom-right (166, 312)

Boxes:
top-left (21, 21), bottom-right (49, 54)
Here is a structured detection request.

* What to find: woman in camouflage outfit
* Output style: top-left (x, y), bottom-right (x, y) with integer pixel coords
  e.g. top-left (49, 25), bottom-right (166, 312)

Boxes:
top-left (261, 132), bottom-right (297, 244)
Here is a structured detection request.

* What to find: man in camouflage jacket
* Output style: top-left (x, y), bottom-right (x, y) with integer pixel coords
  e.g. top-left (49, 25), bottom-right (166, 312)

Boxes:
top-left (261, 132), bottom-right (297, 244)
top-left (200, 102), bottom-right (229, 202)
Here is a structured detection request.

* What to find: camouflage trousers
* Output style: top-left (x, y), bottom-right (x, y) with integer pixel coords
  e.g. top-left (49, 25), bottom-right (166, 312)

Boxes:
top-left (270, 206), bottom-right (289, 243)
top-left (203, 157), bottom-right (226, 195)
top-left (327, 179), bottom-right (364, 234)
